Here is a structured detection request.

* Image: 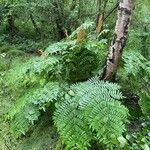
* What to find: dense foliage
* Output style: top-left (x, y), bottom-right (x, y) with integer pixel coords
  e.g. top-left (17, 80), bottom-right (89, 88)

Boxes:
top-left (0, 0), bottom-right (150, 150)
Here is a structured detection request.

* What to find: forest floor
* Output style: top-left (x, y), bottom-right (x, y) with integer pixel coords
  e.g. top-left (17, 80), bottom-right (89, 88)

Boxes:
top-left (0, 42), bottom-right (149, 150)
top-left (0, 52), bottom-right (60, 150)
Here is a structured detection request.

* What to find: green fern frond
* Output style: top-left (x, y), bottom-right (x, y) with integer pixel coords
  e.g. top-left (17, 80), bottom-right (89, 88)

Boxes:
top-left (10, 106), bottom-right (38, 137)
top-left (46, 40), bottom-right (76, 55)
top-left (8, 82), bottom-right (60, 137)
top-left (45, 35), bottom-right (107, 83)
top-left (72, 78), bottom-right (128, 144)
top-left (5, 56), bottom-right (59, 89)
top-left (54, 96), bottom-right (92, 150)
top-left (139, 91), bottom-right (150, 118)
top-left (122, 51), bottom-right (150, 118)
top-left (69, 21), bottom-right (95, 39)
top-left (54, 78), bottom-right (128, 149)
top-left (72, 77), bottom-right (123, 101)
top-left (123, 51), bottom-right (147, 76)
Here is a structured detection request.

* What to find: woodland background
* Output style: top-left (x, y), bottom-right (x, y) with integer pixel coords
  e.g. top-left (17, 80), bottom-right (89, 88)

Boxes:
top-left (0, 0), bottom-right (150, 149)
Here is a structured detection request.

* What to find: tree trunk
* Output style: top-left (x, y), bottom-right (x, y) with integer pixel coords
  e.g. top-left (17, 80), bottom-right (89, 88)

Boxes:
top-left (101, 0), bottom-right (135, 81)
top-left (30, 13), bottom-right (41, 35)
top-left (7, 14), bottom-right (16, 39)
top-left (52, 0), bottom-right (66, 39)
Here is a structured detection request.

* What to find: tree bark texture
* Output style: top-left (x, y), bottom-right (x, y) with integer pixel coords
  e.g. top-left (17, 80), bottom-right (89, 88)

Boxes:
top-left (7, 14), bottom-right (17, 39)
top-left (101, 0), bottom-right (135, 81)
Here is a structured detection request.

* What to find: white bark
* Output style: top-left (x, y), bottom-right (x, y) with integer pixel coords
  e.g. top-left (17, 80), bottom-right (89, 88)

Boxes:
top-left (101, 0), bottom-right (135, 81)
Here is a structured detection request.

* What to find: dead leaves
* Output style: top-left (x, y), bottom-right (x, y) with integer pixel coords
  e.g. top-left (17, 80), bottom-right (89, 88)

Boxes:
top-left (77, 26), bottom-right (86, 44)
top-left (37, 49), bottom-right (49, 57)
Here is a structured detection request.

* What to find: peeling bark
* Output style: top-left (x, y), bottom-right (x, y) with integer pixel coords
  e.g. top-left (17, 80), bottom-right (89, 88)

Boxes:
top-left (101, 0), bottom-right (135, 81)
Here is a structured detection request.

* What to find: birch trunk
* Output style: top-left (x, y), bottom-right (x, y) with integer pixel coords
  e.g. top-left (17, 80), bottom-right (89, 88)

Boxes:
top-left (101, 0), bottom-right (135, 81)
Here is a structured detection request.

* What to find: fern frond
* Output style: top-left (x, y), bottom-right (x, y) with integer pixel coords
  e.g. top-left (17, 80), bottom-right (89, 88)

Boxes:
top-left (122, 51), bottom-right (150, 118)
top-left (46, 40), bottom-right (76, 55)
top-left (5, 56), bottom-right (59, 89)
top-left (54, 78), bottom-right (128, 149)
top-left (139, 91), bottom-right (150, 118)
top-left (8, 82), bottom-right (60, 137)
top-left (72, 78), bottom-right (128, 144)
top-left (69, 21), bottom-right (95, 39)
top-left (54, 97), bottom-right (92, 150)
top-left (123, 51), bottom-right (147, 76)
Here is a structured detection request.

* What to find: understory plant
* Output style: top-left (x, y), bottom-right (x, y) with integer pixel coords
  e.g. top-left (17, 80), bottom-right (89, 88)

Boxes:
top-left (3, 24), bottom-right (130, 149)
top-left (120, 51), bottom-right (150, 119)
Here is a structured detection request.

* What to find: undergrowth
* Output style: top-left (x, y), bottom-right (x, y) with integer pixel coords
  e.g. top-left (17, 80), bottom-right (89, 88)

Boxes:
top-left (0, 22), bottom-right (149, 149)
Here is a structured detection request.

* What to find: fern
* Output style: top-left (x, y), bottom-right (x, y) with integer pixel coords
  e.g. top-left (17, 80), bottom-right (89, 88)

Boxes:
top-left (5, 56), bottom-right (59, 90)
top-left (123, 51), bottom-right (147, 76)
top-left (54, 78), bottom-right (128, 149)
top-left (46, 40), bottom-right (76, 55)
top-left (5, 36), bottom-right (106, 90)
top-left (62, 48), bottom-right (99, 82)
top-left (139, 91), bottom-right (150, 119)
top-left (121, 51), bottom-right (150, 118)
top-left (8, 82), bottom-right (60, 137)
top-left (54, 97), bottom-right (92, 150)
top-left (4, 29), bottom-right (124, 149)
top-left (69, 21), bottom-right (95, 39)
